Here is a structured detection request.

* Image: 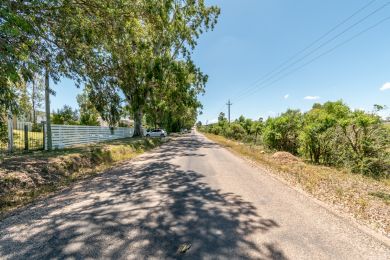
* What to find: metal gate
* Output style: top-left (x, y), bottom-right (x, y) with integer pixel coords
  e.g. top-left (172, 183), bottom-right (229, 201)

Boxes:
top-left (0, 119), bottom-right (45, 154)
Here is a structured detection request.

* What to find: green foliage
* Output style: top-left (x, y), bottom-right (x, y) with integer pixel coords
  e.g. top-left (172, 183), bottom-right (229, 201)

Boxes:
top-left (262, 109), bottom-right (303, 154)
top-left (299, 101), bottom-right (350, 164)
top-left (52, 105), bottom-right (79, 125)
top-left (200, 101), bottom-right (390, 178)
top-left (88, 85), bottom-right (122, 128)
top-left (0, 86), bottom-right (18, 142)
top-left (77, 88), bottom-right (100, 126)
top-left (338, 110), bottom-right (389, 176)
top-left (2, 0), bottom-right (219, 139)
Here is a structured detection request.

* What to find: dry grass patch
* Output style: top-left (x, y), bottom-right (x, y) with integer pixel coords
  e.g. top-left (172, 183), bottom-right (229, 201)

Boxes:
top-left (0, 137), bottom-right (167, 217)
top-left (204, 133), bottom-right (390, 237)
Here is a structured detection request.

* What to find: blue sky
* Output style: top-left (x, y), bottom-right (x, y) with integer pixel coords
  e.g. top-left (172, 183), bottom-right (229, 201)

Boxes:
top-left (52, 0), bottom-right (390, 122)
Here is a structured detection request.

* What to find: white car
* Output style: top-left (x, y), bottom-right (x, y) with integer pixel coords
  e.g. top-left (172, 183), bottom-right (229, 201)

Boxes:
top-left (145, 129), bottom-right (167, 137)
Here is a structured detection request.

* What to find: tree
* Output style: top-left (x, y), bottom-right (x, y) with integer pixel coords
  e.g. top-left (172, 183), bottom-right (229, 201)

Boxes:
top-left (299, 101), bottom-right (350, 164)
top-left (13, 79), bottom-right (32, 120)
top-left (263, 109), bottom-right (303, 154)
top-left (1, 0), bottom-right (103, 149)
top-left (251, 121), bottom-right (264, 145)
top-left (2, 1), bottom-right (219, 143)
top-left (88, 84), bottom-right (122, 128)
top-left (77, 88), bottom-right (100, 126)
top-left (81, 0), bottom-right (220, 136)
top-left (338, 110), bottom-right (389, 176)
top-left (0, 86), bottom-right (18, 143)
top-left (52, 105), bottom-right (79, 125)
top-left (218, 112), bottom-right (227, 124)
top-left (30, 74), bottom-right (45, 124)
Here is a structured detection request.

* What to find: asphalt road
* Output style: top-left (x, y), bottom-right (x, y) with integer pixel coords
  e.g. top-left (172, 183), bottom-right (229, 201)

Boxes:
top-left (1, 131), bottom-right (389, 259)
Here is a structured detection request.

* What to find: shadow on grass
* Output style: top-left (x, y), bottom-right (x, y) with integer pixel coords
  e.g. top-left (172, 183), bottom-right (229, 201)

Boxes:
top-left (0, 136), bottom-right (286, 259)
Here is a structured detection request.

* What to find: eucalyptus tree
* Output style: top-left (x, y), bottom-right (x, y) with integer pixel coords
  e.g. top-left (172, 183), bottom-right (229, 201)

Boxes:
top-left (144, 59), bottom-right (206, 132)
top-left (1, 0), bottom-right (99, 148)
top-left (92, 0), bottom-right (220, 136)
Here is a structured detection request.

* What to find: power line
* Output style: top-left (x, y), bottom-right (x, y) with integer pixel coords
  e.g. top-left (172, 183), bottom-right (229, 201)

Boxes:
top-left (233, 0), bottom-right (387, 101)
top-left (210, 0), bottom-right (389, 120)
top-left (234, 15), bottom-right (390, 103)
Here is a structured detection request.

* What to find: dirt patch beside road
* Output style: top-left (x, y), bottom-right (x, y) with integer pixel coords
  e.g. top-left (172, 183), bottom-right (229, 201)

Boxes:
top-left (272, 151), bottom-right (300, 163)
top-left (0, 137), bottom-right (167, 217)
top-left (203, 133), bottom-right (390, 238)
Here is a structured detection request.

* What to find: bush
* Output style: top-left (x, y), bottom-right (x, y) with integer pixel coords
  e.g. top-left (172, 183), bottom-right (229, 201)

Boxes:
top-left (198, 101), bottom-right (389, 178)
top-left (338, 112), bottom-right (389, 177)
top-left (299, 101), bottom-right (350, 164)
top-left (262, 109), bottom-right (302, 154)
top-left (229, 123), bottom-right (246, 140)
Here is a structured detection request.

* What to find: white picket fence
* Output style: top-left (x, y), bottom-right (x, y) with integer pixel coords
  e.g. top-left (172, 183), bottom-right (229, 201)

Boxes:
top-left (48, 124), bottom-right (134, 149)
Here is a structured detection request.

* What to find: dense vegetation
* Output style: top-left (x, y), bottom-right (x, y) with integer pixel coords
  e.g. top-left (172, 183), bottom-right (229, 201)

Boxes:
top-left (1, 0), bottom-right (220, 144)
top-left (199, 101), bottom-right (390, 178)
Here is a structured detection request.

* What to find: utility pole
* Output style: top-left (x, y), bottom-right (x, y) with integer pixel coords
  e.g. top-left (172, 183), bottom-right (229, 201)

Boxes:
top-left (226, 99), bottom-right (232, 123)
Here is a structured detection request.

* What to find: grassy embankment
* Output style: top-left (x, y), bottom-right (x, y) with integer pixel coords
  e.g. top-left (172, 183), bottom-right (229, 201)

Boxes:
top-left (0, 137), bottom-right (166, 217)
top-left (203, 132), bottom-right (390, 237)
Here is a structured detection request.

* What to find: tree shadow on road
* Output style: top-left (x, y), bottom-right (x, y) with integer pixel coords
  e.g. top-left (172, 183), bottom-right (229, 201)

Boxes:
top-left (0, 137), bottom-right (287, 259)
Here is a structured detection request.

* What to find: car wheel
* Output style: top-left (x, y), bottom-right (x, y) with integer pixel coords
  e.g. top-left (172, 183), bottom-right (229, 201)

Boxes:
top-left (146, 134), bottom-right (150, 137)
top-left (160, 134), bottom-right (165, 137)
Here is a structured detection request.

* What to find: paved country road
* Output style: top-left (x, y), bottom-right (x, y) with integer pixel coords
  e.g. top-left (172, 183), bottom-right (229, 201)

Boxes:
top-left (1, 131), bottom-right (389, 259)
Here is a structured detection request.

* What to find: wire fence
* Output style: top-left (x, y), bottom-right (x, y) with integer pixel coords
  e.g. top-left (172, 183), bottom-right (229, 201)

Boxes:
top-left (0, 120), bottom-right (44, 154)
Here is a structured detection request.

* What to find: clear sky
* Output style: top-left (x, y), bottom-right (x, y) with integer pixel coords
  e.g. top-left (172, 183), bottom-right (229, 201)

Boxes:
top-left (51, 0), bottom-right (390, 122)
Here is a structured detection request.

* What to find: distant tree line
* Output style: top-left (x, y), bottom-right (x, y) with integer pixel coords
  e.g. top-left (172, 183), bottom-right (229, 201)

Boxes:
top-left (199, 101), bottom-right (390, 178)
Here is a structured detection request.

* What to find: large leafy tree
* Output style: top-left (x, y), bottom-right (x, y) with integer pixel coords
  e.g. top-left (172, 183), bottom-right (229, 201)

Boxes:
top-left (144, 59), bottom-right (207, 132)
top-left (82, 0), bottom-right (219, 136)
top-left (76, 87), bottom-right (100, 126)
top-left (1, 0), bottom-right (102, 148)
top-left (52, 105), bottom-right (79, 125)
top-left (2, 0), bottom-right (219, 142)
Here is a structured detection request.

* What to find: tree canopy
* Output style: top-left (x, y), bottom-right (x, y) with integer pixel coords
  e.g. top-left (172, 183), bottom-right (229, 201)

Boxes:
top-left (1, 0), bottom-right (220, 141)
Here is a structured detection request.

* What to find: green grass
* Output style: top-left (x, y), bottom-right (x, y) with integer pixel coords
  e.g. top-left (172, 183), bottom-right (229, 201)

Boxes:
top-left (0, 129), bottom-right (44, 151)
top-left (369, 191), bottom-right (390, 204)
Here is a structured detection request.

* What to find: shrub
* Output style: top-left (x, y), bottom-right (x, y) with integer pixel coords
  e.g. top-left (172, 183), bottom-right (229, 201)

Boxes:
top-left (338, 111), bottom-right (389, 177)
top-left (263, 109), bottom-right (302, 154)
top-left (299, 101), bottom-right (350, 164)
top-left (198, 101), bottom-right (389, 178)
top-left (229, 123), bottom-right (245, 140)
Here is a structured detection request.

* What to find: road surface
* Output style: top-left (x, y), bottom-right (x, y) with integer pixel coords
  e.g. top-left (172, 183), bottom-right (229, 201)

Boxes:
top-left (1, 131), bottom-right (389, 259)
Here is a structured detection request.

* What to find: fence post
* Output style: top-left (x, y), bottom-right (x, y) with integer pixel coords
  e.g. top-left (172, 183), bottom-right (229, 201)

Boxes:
top-left (24, 125), bottom-right (29, 151)
top-left (7, 113), bottom-right (13, 153)
top-left (42, 121), bottom-right (46, 150)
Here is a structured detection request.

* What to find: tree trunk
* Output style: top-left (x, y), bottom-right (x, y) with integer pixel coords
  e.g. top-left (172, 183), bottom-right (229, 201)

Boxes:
top-left (133, 107), bottom-right (143, 137)
top-left (32, 80), bottom-right (36, 124)
top-left (45, 65), bottom-right (52, 150)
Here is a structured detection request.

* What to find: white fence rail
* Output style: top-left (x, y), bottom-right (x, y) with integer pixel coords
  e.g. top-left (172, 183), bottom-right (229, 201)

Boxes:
top-left (48, 125), bottom-right (134, 149)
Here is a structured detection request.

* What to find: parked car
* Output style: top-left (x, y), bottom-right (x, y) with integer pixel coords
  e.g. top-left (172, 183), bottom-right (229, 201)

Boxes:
top-left (145, 129), bottom-right (167, 137)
